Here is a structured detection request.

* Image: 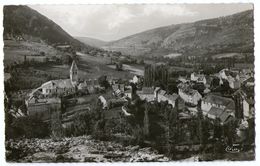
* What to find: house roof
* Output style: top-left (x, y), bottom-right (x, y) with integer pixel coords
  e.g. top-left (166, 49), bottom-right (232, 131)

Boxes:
top-left (204, 88), bottom-right (211, 93)
top-left (208, 107), bottom-right (224, 117)
top-left (158, 90), bottom-right (167, 96)
top-left (234, 87), bottom-right (254, 103)
top-left (165, 93), bottom-right (179, 102)
top-left (124, 89), bottom-right (132, 93)
top-left (42, 79), bottom-right (74, 89)
top-left (137, 87), bottom-right (154, 95)
top-left (205, 76), bottom-right (213, 84)
top-left (208, 107), bottom-right (232, 123)
top-left (222, 69), bottom-right (238, 78)
top-left (182, 87), bottom-right (199, 96)
top-left (177, 83), bottom-right (189, 89)
top-left (29, 97), bottom-right (61, 104)
top-left (219, 111), bottom-right (232, 123)
top-left (197, 76), bottom-right (205, 82)
top-left (202, 94), bottom-right (235, 109)
top-left (112, 84), bottom-right (119, 91)
top-left (179, 112), bottom-right (192, 120)
top-left (246, 98), bottom-right (255, 105)
top-left (141, 87), bottom-right (154, 94)
top-left (178, 83), bottom-right (199, 96)
top-left (119, 84), bottom-right (125, 88)
top-left (78, 81), bottom-right (88, 88)
top-left (154, 87), bottom-right (161, 93)
top-left (244, 77), bottom-right (254, 84)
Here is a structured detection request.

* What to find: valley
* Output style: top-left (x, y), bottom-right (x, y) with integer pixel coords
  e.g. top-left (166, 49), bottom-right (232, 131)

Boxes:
top-left (3, 5), bottom-right (255, 163)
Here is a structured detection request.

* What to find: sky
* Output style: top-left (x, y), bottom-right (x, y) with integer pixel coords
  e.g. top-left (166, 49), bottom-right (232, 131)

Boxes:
top-left (30, 4), bottom-right (253, 41)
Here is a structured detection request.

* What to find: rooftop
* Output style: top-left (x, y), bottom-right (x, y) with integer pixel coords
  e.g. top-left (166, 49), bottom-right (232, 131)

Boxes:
top-left (42, 79), bottom-right (74, 89)
top-left (29, 97), bottom-right (61, 105)
top-left (202, 94), bottom-right (235, 109)
top-left (208, 107), bottom-right (233, 123)
top-left (165, 93), bottom-right (179, 101)
top-left (158, 89), bottom-right (167, 96)
top-left (178, 83), bottom-right (199, 96)
top-left (138, 87), bottom-right (154, 94)
top-left (208, 107), bottom-right (224, 117)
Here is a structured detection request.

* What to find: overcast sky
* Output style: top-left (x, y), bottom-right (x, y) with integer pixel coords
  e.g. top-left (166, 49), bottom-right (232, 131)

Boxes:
top-left (30, 4), bottom-right (253, 41)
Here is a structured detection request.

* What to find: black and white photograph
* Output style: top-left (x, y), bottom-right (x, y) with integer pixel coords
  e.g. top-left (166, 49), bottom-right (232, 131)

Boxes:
top-left (2, 2), bottom-right (256, 163)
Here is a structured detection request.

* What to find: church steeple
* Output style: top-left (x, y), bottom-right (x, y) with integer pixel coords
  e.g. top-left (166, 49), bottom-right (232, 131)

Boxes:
top-left (70, 60), bottom-right (78, 86)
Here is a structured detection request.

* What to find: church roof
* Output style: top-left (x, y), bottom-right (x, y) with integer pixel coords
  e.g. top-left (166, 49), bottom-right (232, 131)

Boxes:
top-left (41, 79), bottom-right (74, 89)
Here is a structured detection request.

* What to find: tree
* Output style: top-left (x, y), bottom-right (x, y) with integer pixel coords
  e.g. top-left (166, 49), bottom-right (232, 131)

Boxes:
top-left (61, 54), bottom-right (72, 65)
top-left (9, 116), bottom-right (50, 139)
top-left (98, 75), bottom-right (110, 89)
top-left (213, 118), bottom-right (222, 140)
top-left (116, 62), bottom-right (123, 71)
top-left (168, 105), bottom-right (179, 156)
top-left (223, 119), bottom-right (237, 145)
top-left (51, 108), bottom-right (64, 140)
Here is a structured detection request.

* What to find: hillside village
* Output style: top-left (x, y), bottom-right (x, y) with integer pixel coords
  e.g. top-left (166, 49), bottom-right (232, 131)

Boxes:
top-left (5, 54), bottom-right (255, 161)
top-left (4, 5), bottom-right (255, 162)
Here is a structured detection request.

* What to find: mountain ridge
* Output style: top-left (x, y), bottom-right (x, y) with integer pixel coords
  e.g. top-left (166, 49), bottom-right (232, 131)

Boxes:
top-left (75, 36), bottom-right (108, 48)
top-left (104, 9), bottom-right (254, 57)
top-left (3, 5), bottom-right (94, 51)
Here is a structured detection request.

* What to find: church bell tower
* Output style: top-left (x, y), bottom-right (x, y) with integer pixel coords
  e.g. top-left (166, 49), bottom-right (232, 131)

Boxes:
top-left (70, 60), bottom-right (78, 86)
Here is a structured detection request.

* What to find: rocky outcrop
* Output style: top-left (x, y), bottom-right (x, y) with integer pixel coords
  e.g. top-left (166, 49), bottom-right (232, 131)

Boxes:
top-left (6, 136), bottom-right (169, 162)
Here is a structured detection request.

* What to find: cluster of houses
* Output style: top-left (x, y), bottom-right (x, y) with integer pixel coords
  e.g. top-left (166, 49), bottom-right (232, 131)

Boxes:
top-left (107, 65), bottom-right (254, 126)
top-left (201, 94), bottom-right (235, 124)
top-left (24, 58), bottom-right (254, 127)
top-left (25, 60), bottom-right (104, 120)
top-left (121, 67), bottom-right (254, 125)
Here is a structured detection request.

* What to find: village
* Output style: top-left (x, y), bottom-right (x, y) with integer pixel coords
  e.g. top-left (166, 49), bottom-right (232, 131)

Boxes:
top-left (23, 58), bottom-right (254, 124)
top-left (4, 52), bottom-right (254, 160)
top-left (3, 4), bottom-right (255, 162)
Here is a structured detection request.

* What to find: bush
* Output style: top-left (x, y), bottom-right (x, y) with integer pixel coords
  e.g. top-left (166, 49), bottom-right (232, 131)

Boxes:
top-left (64, 112), bottom-right (95, 137)
top-left (7, 116), bottom-right (50, 139)
top-left (51, 111), bottom-right (64, 140)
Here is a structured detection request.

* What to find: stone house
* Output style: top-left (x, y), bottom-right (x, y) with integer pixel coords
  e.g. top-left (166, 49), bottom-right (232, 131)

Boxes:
top-left (137, 87), bottom-right (154, 102)
top-left (233, 86), bottom-right (254, 120)
top-left (201, 94), bottom-right (235, 116)
top-left (207, 107), bottom-right (234, 125)
top-left (191, 72), bottom-right (207, 85)
top-left (177, 83), bottom-right (202, 105)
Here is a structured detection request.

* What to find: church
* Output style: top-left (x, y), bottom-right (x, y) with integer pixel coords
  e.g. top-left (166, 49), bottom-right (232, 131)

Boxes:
top-left (41, 60), bottom-right (79, 96)
top-left (25, 61), bottom-right (79, 120)
top-left (28, 60), bottom-right (79, 99)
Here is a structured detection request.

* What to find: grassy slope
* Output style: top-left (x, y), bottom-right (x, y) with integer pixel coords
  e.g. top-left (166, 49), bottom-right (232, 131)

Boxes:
top-left (8, 52), bottom-right (136, 91)
top-left (4, 40), bottom-right (62, 66)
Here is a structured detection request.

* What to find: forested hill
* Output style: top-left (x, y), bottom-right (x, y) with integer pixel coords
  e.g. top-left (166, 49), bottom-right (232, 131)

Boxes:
top-left (3, 5), bottom-right (93, 50)
top-left (104, 10), bottom-right (254, 57)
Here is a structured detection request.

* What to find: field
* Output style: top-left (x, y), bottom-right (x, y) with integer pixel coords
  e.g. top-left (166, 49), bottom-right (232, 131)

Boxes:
top-left (212, 53), bottom-right (245, 59)
top-left (163, 53), bottom-right (182, 59)
top-left (107, 64), bottom-right (144, 76)
top-left (5, 45), bottom-right (144, 91)
top-left (77, 52), bottom-right (140, 79)
top-left (4, 40), bottom-right (61, 66)
top-left (170, 66), bottom-right (193, 72)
